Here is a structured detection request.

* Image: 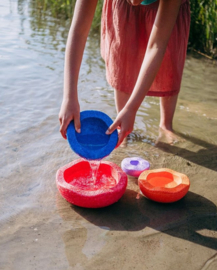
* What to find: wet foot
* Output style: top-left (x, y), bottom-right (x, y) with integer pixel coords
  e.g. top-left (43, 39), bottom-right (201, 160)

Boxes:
top-left (155, 127), bottom-right (185, 146)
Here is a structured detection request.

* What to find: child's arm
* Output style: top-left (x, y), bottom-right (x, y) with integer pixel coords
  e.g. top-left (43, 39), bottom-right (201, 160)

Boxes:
top-left (107, 0), bottom-right (182, 146)
top-left (59, 0), bottom-right (98, 139)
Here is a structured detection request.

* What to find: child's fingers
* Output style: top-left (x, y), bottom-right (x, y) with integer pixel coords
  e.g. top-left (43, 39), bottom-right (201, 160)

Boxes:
top-left (74, 113), bottom-right (81, 133)
top-left (106, 120), bottom-right (120, 135)
top-left (59, 117), bottom-right (71, 139)
top-left (116, 130), bottom-right (128, 148)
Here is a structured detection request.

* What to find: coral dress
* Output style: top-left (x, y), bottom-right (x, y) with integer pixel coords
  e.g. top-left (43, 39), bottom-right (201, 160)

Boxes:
top-left (101, 0), bottom-right (190, 97)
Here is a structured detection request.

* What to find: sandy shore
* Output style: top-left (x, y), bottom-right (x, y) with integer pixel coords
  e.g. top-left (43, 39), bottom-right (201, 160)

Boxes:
top-left (1, 133), bottom-right (217, 270)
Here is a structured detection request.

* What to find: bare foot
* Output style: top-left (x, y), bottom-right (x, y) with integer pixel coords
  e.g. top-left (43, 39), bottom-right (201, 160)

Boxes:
top-left (155, 127), bottom-right (185, 146)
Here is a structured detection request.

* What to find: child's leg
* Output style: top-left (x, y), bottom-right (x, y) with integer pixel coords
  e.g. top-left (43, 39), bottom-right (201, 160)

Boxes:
top-left (159, 94), bottom-right (178, 131)
top-left (115, 90), bottom-right (178, 131)
top-left (114, 89), bottom-right (131, 113)
top-left (157, 94), bottom-right (184, 145)
top-left (115, 89), bottom-right (182, 145)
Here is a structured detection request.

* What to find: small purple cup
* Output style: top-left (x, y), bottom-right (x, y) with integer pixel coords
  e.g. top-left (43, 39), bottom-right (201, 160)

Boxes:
top-left (121, 157), bottom-right (150, 177)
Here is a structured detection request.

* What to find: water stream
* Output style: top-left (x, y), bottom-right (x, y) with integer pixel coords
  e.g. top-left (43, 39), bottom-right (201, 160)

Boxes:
top-left (88, 160), bottom-right (101, 186)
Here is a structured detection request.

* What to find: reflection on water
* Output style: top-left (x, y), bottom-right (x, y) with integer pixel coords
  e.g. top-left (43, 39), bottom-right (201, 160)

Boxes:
top-left (0, 0), bottom-right (217, 269)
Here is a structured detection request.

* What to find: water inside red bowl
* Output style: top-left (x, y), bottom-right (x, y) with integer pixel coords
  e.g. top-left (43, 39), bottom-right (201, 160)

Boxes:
top-left (64, 161), bottom-right (117, 191)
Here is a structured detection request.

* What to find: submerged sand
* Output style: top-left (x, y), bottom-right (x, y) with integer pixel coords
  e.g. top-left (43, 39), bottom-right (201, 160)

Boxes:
top-left (0, 1), bottom-right (217, 269)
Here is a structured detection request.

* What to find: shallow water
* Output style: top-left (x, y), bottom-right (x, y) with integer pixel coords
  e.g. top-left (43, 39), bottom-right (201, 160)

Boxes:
top-left (1, 1), bottom-right (217, 270)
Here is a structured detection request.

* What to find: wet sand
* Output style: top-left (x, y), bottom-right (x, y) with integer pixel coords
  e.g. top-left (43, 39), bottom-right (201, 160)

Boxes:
top-left (0, 1), bottom-right (217, 269)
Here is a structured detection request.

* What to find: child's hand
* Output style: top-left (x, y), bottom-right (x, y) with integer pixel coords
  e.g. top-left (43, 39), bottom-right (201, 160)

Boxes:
top-left (126, 0), bottom-right (143, 6)
top-left (59, 98), bottom-right (81, 139)
top-left (106, 107), bottom-right (136, 147)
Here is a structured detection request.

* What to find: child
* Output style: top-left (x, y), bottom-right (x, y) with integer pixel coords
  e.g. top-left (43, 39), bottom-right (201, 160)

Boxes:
top-left (59, 0), bottom-right (190, 147)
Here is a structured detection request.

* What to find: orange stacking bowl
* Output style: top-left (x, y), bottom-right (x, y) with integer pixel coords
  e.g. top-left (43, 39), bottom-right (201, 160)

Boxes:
top-left (56, 159), bottom-right (128, 208)
top-left (138, 168), bottom-right (190, 203)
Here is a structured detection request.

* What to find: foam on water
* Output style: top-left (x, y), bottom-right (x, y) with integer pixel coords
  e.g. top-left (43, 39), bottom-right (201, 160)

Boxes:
top-left (69, 173), bottom-right (116, 191)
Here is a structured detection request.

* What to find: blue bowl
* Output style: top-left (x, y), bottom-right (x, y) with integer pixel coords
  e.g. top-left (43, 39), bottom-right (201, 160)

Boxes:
top-left (67, 110), bottom-right (118, 160)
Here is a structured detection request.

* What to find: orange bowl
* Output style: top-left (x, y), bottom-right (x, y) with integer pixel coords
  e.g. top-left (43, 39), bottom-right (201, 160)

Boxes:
top-left (138, 168), bottom-right (190, 203)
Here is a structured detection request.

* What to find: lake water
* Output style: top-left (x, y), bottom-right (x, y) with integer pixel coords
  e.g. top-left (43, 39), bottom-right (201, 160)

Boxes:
top-left (1, 1), bottom-right (217, 270)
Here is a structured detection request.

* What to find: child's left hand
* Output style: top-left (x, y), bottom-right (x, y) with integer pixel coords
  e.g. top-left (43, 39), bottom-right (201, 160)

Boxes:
top-left (106, 107), bottom-right (136, 147)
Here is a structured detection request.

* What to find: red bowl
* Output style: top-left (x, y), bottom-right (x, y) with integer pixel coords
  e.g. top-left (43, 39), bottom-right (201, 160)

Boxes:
top-left (138, 168), bottom-right (190, 203)
top-left (56, 159), bottom-right (127, 208)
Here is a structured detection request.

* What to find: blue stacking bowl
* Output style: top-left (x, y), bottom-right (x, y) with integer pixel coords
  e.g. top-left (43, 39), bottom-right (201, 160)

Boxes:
top-left (67, 110), bottom-right (118, 160)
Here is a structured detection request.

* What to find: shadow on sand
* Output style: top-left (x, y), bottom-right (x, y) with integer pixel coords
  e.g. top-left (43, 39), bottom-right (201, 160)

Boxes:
top-left (156, 131), bottom-right (217, 172)
top-left (57, 190), bottom-right (217, 251)
top-left (56, 132), bottom-right (217, 266)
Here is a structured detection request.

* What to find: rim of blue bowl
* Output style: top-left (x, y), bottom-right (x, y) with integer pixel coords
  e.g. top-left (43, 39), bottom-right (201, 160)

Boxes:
top-left (66, 110), bottom-right (118, 160)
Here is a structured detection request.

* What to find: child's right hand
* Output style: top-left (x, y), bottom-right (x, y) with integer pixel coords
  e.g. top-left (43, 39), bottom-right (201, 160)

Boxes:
top-left (59, 98), bottom-right (81, 139)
